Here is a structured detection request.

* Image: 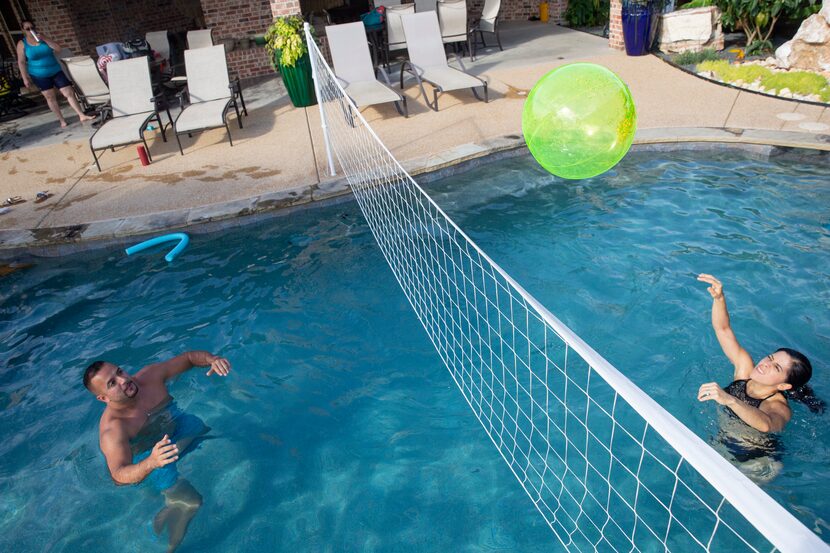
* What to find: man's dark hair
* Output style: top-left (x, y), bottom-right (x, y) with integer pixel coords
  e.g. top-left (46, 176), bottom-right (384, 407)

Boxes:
top-left (83, 360), bottom-right (106, 391)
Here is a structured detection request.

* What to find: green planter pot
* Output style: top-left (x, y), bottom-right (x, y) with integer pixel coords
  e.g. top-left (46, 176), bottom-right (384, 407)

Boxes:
top-left (277, 52), bottom-right (317, 108)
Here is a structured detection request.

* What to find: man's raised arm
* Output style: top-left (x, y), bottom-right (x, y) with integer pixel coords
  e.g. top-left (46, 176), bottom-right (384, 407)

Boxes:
top-left (148, 351), bottom-right (231, 381)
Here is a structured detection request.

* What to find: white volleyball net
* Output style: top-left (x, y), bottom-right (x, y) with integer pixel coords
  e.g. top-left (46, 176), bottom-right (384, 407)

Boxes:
top-left (304, 25), bottom-right (827, 553)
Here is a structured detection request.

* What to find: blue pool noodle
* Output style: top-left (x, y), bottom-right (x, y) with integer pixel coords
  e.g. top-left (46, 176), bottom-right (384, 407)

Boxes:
top-left (125, 233), bottom-right (189, 262)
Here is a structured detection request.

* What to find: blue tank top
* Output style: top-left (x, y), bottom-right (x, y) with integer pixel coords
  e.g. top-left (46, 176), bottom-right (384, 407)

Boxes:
top-left (23, 38), bottom-right (61, 78)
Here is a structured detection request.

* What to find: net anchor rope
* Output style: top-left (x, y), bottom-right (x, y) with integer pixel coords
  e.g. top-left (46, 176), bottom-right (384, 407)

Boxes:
top-left (303, 24), bottom-right (828, 553)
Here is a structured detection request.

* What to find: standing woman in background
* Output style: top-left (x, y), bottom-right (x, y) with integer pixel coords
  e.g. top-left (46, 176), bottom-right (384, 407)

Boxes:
top-left (16, 19), bottom-right (94, 127)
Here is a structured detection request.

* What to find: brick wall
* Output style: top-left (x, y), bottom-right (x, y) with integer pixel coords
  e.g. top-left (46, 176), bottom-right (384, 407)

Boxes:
top-left (201, 0), bottom-right (277, 79)
top-left (226, 45), bottom-right (274, 79)
top-left (608, 0), bottom-right (623, 49)
top-left (467, 0), bottom-right (567, 23)
top-left (26, 0), bottom-right (204, 57)
top-left (27, 0), bottom-right (83, 54)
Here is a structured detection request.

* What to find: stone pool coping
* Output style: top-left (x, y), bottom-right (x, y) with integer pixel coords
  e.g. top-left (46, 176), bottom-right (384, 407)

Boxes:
top-left (1, 127), bottom-right (828, 261)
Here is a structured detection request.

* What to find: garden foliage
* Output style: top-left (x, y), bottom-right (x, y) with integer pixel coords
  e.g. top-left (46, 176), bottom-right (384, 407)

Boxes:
top-left (698, 59), bottom-right (830, 100)
top-left (711, 0), bottom-right (820, 54)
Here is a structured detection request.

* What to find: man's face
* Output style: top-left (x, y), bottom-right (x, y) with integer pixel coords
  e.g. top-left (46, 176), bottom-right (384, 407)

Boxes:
top-left (90, 362), bottom-right (139, 404)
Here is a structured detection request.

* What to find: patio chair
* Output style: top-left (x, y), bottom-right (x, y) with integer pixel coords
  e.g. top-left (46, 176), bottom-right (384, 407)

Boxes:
top-left (326, 22), bottom-right (407, 117)
top-left (63, 56), bottom-right (111, 122)
top-left (187, 29), bottom-right (214, 49)
top-left (173, 45), bottom-right (245, 154)
top-left (384, 4), bottom-right (414, 68)
top-left (89, 57), bottom-right (170, 171)
top-left (145, 31), bottom-right (171, 66)
top-left (400, 12), bottom-right (487, 111)
top-left (415, 0), bottom-right (436, 12)
top-left (437, 0), bottom-right (470, 57)
top-left (470, 0), bottom-right (502, 59)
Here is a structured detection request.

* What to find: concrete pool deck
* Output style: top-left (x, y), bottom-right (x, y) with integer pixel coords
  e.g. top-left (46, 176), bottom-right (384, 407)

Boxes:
top-left (1, 22), bottom-right (829, 255)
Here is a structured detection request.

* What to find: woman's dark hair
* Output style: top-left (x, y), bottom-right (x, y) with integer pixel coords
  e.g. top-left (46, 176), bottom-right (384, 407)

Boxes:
top-left (778, 348), bottom-right (825, 414)
top-left (20, 19), bottom-right (34, 27)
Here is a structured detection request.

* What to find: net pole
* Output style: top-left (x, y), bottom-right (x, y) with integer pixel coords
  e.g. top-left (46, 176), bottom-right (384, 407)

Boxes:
top-left (305, 22), bottom-right (336, 177)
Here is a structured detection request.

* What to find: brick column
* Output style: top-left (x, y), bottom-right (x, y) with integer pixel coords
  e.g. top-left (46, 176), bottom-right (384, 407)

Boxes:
top-left (609, 0), bottom-right (624, 50)
top-left (270, 0), bottom-right (301, 17)
top-left (200, 0), bottom-right (277, 80)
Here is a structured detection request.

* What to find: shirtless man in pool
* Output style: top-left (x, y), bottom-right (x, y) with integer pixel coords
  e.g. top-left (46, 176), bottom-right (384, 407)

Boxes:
top-left (83, 351), bottom-right (231, 552)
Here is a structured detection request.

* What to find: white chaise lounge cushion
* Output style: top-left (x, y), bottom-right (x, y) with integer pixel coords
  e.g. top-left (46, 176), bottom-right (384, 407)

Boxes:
top-left (326, 22), bottom-right (402, 109)
top-left (419, 66), bottom-right (483, 92)
top-left (90, 112), bottom-right (155, 149)
top-left (175, 98), bottom-right (232, 133)
top-left (344, 81), bottom-right (401, 107)
top-left (402, 12), bottom-right (484, 92)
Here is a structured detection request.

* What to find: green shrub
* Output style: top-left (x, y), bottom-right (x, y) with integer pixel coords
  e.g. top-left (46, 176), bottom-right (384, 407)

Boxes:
top-left (673, 48), bottom-right (721, 66)
top-left (697, 60), bottom-right (772, 83)
top-left (760, 71), bottom-right (830, 100)
top-left (681, 0), bottom-right (714, 8)
top-left (712, 0), bottom-right (817, 54)
top-left (565, 0), bottom-right (610, 26)
top-left (696, 60), bottom-right (830, 101)
top-left (265, 16), bottom-right (308, 68)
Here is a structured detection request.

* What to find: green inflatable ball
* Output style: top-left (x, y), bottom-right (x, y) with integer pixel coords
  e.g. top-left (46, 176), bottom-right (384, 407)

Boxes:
top-left (522, 63), bottom-right (637, 180)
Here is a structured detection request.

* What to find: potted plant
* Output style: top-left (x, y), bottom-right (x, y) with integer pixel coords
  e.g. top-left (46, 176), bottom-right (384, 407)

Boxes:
top-left (265, 15), bottom-right (316, 107)
top-left (622, 0), bottom-right (661, 55)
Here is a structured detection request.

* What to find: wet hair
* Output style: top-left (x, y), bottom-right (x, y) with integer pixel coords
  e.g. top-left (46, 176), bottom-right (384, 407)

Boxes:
top-left (83, 360), bottom-right (106, 392)
top-left (778, 348), bottom-right (825, 414)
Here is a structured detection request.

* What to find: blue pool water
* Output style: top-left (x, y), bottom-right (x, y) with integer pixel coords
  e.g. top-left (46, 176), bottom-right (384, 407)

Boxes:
top-left (1, 149), bottom-right (828, 551)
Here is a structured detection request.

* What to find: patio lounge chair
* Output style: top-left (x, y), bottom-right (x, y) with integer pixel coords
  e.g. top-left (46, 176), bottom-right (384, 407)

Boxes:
top-left (89, 57), bottom-right (170, 171)
top-left (63, 56), bottom-right (111, 120)
top-left (437, 0), bottom-right (470, 56)
top-left (470, 0), bottom-right (502, 58)
top-left (384, 4), bottom-right (414, 67)
top-left (187, 30), bottom-right (214, 49)
top-left (173, 45), bottom-right (245, 153)
top-left (400, 12), bottom-right (487, 111)
top-left (326, 22), bottom-right (407, 117)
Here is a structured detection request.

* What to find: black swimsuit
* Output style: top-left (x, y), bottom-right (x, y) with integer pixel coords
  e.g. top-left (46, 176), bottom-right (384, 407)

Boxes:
top-left (723, 379), bottom-right (781, 408)
top-left (720, 379), bottom-right (784, 462)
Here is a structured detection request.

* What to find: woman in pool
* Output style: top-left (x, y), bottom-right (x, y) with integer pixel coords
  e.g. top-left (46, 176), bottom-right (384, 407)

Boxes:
top-left (696, 273), bottom-right (815, 433)
top-left (16, 19), bottom-right (93, 127)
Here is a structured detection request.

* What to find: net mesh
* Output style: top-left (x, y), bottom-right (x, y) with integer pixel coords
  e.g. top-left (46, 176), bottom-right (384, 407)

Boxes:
top-left (304, 29), bottom-right (826, 553)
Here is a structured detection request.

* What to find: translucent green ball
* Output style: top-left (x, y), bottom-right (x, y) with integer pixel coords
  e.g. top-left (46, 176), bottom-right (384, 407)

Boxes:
top-left (522, 63), bottom-right (637, 180)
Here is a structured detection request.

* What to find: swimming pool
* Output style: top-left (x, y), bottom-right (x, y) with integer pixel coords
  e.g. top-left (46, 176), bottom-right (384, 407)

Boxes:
top-left (1, 148), bottom-right (827, 551)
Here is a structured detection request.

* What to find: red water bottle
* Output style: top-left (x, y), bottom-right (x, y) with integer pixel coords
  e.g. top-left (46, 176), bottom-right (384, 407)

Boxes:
top-left (137, 145), bottom-right (150, 166)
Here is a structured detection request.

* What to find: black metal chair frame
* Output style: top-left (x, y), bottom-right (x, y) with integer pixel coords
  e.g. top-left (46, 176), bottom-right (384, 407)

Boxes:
top-left (399, 53), bottom-right (487, 112)
top-left (469, 16), bottom-right (503, 60)
top-left (172, 82), bottom-right (246, 154)
top-left (89, 103), bottom-right (172, 172)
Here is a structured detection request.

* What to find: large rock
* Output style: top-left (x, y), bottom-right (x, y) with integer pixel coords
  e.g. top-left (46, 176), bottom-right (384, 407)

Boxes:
top-left (657, 6), bottom-right (725, 54)
top-left (775, 2), bottom-right (830, 71)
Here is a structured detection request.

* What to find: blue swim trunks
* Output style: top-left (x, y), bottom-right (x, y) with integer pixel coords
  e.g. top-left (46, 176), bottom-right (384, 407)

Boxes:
top-left (133, 406), bottom-right (207, 492)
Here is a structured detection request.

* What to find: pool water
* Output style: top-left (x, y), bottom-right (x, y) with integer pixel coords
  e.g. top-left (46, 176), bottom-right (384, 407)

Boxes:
top-left (1, 149), bottom-right (828, 551)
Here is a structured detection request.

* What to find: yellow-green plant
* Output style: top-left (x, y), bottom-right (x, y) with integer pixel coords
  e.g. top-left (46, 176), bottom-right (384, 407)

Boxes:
top-left (697, 60), bottom-right (771, 83)
top-left (697, 60), bottom-right (830, 101)
top-left (265, 16), bottom-right (308, 68)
